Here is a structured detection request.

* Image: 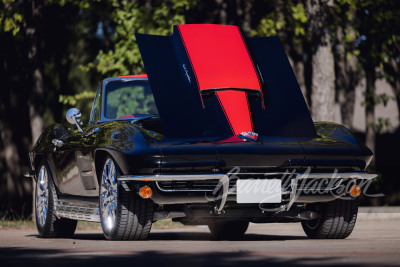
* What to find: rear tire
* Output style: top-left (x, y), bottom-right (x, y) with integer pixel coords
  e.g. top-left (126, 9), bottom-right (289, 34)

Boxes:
top-left (301, 198), bottom-right (359, 239)
top-left (208, 220), bottom-right (249, 240)
top-left (35, 160), bottom-right (77, 238)
top-left (99, 157), bottom-right (154, 240)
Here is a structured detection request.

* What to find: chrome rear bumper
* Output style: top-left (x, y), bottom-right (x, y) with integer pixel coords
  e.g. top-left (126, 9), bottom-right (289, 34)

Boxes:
top-left (118, 172), bottom-right (377, 212)
top-left (118, 172), bottom-right (377, 182)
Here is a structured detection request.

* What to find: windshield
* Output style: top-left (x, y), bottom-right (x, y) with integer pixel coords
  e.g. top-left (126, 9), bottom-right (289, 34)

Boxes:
top-left (104, 80), bottom-right (158, 120)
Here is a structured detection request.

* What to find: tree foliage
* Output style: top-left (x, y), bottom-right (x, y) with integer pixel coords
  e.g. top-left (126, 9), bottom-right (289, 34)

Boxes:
top-left (87, 0), bottom-right (196, 77)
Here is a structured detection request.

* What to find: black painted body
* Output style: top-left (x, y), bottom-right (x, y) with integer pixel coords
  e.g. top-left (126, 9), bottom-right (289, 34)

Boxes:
top-left (28, 32), bottom-right (373, 206)
top-left (29, 102), bottom-right (373, 199)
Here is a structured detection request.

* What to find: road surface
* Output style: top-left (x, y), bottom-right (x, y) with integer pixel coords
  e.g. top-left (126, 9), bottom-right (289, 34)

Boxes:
top-left (0, 215), bottom-right (399, 266)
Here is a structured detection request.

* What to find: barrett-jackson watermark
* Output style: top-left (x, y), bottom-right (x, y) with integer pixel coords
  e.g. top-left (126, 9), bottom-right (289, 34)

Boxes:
top-left (205, 166), bottom-right (384, 203)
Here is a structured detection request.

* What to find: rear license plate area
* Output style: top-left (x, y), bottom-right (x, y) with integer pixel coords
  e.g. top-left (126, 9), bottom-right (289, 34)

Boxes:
top-left (236, 179), bottom-right (281, 203)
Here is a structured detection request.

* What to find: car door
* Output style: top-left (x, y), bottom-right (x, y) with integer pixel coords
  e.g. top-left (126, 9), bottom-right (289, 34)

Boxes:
top-left (75, 125), bottom-right (100, 197)
top-left (72, 85), bottom-right (102, 197)
top-left (51, 128), bottom-right (88, 196)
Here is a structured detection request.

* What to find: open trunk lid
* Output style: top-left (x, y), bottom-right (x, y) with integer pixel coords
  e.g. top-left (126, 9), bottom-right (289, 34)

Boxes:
top-left (136, 24), bottom-right (316, 139)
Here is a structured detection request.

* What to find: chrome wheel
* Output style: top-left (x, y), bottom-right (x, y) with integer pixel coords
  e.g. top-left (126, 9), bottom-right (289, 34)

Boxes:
top-left (100, 158), bottom-right (118, 232)
top-left (35, 161), bottom-right (77, 238)
top-left (36, 166), bottom-right (49, 227)
top-left (99, 157), bottom-right (153, 240)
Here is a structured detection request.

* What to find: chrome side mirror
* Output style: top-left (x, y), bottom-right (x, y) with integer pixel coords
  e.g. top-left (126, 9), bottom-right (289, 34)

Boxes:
top-left (66, 108), bottom-right (84, 133)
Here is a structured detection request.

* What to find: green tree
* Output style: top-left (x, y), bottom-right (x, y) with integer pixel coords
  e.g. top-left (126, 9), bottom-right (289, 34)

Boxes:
top-left (356, 1), bottom-right (400, 155)
top-left (333, 1), bottom-right (361, 129)
top-left (252, 0), bottom-right (308, 101)
top-left (89, 0), bottom-right (196, 77)
top-left (0, 0), bottom-right (103, 218)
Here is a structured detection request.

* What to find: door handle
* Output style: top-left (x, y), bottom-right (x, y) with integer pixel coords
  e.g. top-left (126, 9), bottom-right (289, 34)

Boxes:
top-left (52, 139), bottom-right (64, 151)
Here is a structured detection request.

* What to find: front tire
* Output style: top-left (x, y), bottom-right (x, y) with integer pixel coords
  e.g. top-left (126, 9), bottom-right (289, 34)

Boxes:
top-left (208, 220), bottom-right (249, 240)
top-left (301, 198), bottom-right (359, 239)
top-left (99, 157), bottom-right (154, 240)
top-left (35, 160), bottom-right (77, 238)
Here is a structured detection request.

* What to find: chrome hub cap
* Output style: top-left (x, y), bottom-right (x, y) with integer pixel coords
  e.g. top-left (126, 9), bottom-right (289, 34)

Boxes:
top-left (100, 159), bottom-right (118, 231)
top-left (36, 166), bottom-right (49, 227)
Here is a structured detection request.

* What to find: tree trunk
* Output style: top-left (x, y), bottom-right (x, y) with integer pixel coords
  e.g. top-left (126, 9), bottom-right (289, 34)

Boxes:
top-left (295, 59), bottom-right (307, 103)
top-left (27, 1), bottom-right (45, 220)
top-left (335, 7), bottom-right (358, 129)
top-left (241, 0), bottom-right (252, 35)
top-left (0, 73), bottom-right (33, 218)
top-left (0, 120), bottom-right (31, 217)
top-left (288, 40), bottom-right (308, 106)
top-left (215, 0), bottom-right (228, 24)
top-left (29, 68), bottom-right (44, 144)
top-left (365, 67), bottom-right (376, 157)
top-left (306, 0), bottom-right (335, 122)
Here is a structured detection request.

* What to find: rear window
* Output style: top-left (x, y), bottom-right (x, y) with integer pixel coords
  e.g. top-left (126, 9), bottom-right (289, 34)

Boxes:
top-left (104, 80), bottom-right (158, 119)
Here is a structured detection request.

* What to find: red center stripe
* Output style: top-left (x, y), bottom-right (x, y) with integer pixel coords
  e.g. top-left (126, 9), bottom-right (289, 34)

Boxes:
top-left (177, 24), bottom-right (262, 92)
top-left (216, 90), bottom-right (253, 135)
top-left (178, 24), bottom-right (259, 135)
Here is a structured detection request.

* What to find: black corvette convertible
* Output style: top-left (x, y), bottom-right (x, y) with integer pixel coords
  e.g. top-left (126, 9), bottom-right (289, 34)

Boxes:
top-left (25, 24), bottom-right (376, 240)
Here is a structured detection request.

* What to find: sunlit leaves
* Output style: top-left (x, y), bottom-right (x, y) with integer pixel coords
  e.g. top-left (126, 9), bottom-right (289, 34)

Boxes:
top-left (91, 0), bottom-right (196, 77)
top-left (252, 2), bottom-right (307, 38)
top-left (59, 91), bottom-right (95, 106)
top-left (291, 3), bottom-right (307, 36)
top-left (0, 0), bottom-right (22, 35)
top-left (367, 117), bottom-right (391, 134)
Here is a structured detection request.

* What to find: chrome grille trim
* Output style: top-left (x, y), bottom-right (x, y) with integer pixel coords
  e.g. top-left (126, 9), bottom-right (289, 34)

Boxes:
top-left (156, 179), bottom-right (238, 192)
top-left (118, 172), bottom-right (376, 181)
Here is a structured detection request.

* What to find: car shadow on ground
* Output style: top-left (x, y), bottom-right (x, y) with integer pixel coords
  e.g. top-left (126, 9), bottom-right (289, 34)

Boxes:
top-left (26, 231), bottom-right (308, 241)
top-left (0, 247), bottom-right (364, 267)
top-left (148, 232), bottom-right (309, 241)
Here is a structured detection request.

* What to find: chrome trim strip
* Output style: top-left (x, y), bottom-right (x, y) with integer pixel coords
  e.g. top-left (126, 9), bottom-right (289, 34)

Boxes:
top-left (226, 172), bottom-right (295, 176)
top-left (118, 172), bottom-right (377, 181)
top-left (118, 174), bottom-right (227, 181)
top-left (296, 173), bottom-right (377, 180)
top-left (155, 181), bottom-right (216, 192)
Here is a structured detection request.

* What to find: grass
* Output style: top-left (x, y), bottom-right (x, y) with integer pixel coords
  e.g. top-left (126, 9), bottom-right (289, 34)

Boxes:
top-left (0, 218), bottom-right (36, 230)
top-left (152, 219), bottom-right (186, 229)
top-left (0, 218), bottom-right (186, 231)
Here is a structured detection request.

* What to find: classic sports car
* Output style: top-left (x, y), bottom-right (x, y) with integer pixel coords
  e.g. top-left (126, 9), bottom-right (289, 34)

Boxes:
top-left (26, 24), bottom-right (376, 240)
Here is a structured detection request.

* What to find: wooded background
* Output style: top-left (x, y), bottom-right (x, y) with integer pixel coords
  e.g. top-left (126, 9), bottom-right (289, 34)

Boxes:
top-left (1, 0), bottom-right (399, 218)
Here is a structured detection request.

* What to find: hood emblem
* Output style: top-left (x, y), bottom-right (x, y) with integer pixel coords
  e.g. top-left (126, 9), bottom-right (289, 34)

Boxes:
top-left (182, 64), bottom-right (191, 84)
top-left (238, 132), bottom-right (259, 141)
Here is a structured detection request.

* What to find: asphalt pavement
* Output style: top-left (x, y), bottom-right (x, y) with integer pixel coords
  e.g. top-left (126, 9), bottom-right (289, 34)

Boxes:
top-left (1, 208), bottom-right (399, 267)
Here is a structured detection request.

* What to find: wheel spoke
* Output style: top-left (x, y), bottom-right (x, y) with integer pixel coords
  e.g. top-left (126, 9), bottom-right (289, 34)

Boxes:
top-left (100, 159), bottom-right (118, 232)
top-left (36, 165), bottom-right (49, 228)
top-left (38, 182), bottom-right (45, 191)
